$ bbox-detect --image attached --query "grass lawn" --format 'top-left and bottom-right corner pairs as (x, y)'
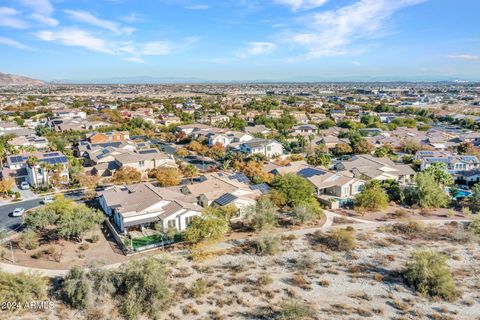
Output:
(131, 234), (164, 249)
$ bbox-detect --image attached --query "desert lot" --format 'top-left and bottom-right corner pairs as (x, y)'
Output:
(6, 219), (480, 320)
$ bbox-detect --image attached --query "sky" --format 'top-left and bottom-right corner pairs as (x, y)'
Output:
(0, 0), (479, 82)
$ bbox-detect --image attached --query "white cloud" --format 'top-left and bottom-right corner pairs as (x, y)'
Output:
(124, 57), (146, 63)
(35, 28), (114, 54)
(185, 4), (211, 10)
(274, 0), (328, 11)
(239, 42), (277, 58)
(18, 0), (54, 16)
(18, 0), (58, 26)
(287, 0), (426, 58)
(30, 13), (58, 26)
(64, 10), (122, 34)
(0, 7), (29, 29)
(0, 36), (30, 50)
(448, 54), (480, 61)
(140, 41), (172, 55)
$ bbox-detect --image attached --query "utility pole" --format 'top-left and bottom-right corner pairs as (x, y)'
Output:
(9, 240), (14, 263)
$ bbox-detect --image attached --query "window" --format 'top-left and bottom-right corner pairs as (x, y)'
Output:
(267, 146), (271, 151)
(167, 219), (176, 229)
(185, 216), (195, 226)
(139, 160), (145, 168)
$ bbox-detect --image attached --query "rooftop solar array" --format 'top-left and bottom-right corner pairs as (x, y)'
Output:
(42, 156), (68, 165)
(138, 149), (158, 155)
(250, 183), (271, 194)
(229, 173), (250, 184)
(10, 155), (26, 163)
(43, 152), (60, 157)
(297, 167), (326, 178)
(214, 193), (238, 206)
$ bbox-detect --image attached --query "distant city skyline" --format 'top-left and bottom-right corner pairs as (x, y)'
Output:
(0, 0), (479, 82)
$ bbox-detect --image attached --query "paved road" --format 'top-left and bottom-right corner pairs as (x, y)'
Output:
(0, 191), (85, 232)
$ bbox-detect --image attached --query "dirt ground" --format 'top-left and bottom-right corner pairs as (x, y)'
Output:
(5, 218), (479, 320)
(1, 226), (128, 269)
(335, 205), (468, 222)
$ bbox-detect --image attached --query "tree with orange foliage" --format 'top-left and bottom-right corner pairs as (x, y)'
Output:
(242, 161), (273, 184)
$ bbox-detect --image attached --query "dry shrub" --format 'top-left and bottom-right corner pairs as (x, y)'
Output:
(290, 274), (312, 290)
(310, 228), (356, 251)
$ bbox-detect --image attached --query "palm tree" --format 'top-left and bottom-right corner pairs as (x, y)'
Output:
(26, 156), (39, 188)
(308, 134), (315, 152)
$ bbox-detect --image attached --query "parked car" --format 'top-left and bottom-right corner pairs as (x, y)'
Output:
(42, 196), (54, 204)
(20, 181), (30, 190)
(12, 208), (25, 217)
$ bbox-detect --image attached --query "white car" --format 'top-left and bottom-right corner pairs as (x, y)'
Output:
(20, 181), (30, 190)
(42, 196), (54, 204)
(12, 208), (25, 217)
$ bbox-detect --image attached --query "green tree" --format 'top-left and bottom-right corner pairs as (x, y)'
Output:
(58, 206), (104, 241)
(317, 119), (336, 129)
(406, 172), (449, 209)
(293, 200), (324, 224)
(272, 173), (315, 207)
(333, 142), (353, 156)
(355, 181), (388, 213)
(404, 250), (457, 301)
(353, 138), (375, 154)
(250, 197), (278, 231)
(184, 213), (229, 243)
(424, 162), (454, 187)
(306, 152), (331, 167)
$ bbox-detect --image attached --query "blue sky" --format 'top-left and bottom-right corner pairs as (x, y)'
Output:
(0, 0), (479, 81)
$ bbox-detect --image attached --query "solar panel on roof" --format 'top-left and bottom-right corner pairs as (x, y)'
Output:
(250, 183), (271, 194)
(10, 156), (25, 163)
(229, 173), (250, 183)
(298, 168), (326, 178)
(138, 149), (158, 155)
(215, 193), (237, 206)
(43, 152), (60, 157)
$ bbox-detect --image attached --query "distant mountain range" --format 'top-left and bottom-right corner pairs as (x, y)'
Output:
(0, 72), (46, 86)
(1, 72), (477, 85)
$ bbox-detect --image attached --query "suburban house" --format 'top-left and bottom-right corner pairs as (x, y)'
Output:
(98, 183), (202, 233)
(9, 135), (49, 150)
(291, 124), (318, 136)
(239, 138), (283, 158)
(307, 171), (365, 209)
(0, 121), (22, 131)
(181, 172), (270, 217)
(86, 131), (130, 144)
(415, 150), (480, 183)
(336, 154), (415, 184)
(3, 151), (69, 187)
(244, 125), (271, 136)
(207, 131), (253, 148)
(88, 147), (177, 177)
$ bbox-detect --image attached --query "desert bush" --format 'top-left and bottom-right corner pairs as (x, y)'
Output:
(404, 250), (457, 301)
(388, 220), (425, 237)
(0, 270), (47, 304)
(188, 279), (208, 298)
(257, 274), (273, 286)
(62, 266), (93, 309)
(20, 228), (39, 250)
(294, 253), (315, 270)
(116, 257), (171, 319)
(278, 299), (312, 320)
(468, 216), (480, 235)
(79, 243), (90, 251)
(91, 234), (100, 243)
(254, 235), (282, 256)
(311, 229), (356, 251)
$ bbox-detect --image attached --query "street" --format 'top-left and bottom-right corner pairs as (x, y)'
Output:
(0, 191), (85, 232)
